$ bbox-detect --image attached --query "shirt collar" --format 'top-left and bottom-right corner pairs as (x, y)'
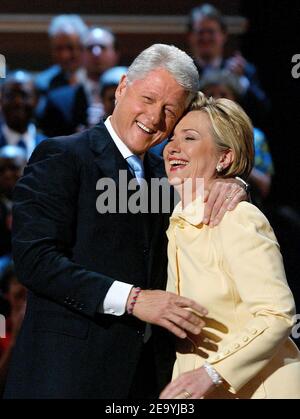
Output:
(2, 123), (36, 146)
(1, 123), (36, 160)
(171, 195), (205, 226)
(104, 116), (134, 160)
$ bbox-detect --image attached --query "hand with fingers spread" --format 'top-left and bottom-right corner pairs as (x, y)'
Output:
(128, 289), (208, 339)
(159, 366), (215, 399)
(203, 180), (247, 227)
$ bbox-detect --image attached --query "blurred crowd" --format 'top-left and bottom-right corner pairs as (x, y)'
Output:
(0, 4), (299, 393)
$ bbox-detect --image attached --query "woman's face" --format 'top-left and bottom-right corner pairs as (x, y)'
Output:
(164, 110), (219, 189)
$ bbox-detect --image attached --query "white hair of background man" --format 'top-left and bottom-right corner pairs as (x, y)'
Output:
(126, 44), (200, 107)
(0, 54), (6, 79)
(83, 27), (116, 48)
(48, 14), (88, 43)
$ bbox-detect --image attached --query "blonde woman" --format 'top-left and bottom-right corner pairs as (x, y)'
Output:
(160, 93), (300, 399)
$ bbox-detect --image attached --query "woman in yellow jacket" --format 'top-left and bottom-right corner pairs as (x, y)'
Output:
(160, 92), (300, 399)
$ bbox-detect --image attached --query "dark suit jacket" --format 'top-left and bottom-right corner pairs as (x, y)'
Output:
(37, 84), (88, 138)
(4, 122), (175, 399)
(35, 65), (70, 94)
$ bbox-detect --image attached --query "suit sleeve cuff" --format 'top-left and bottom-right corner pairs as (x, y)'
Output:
(101, 281), (133, 316)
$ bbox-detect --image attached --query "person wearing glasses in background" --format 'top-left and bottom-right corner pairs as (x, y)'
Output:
(187, 3), (270, 128)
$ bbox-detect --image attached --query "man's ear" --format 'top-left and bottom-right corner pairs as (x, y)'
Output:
(115, 74), (128, 102)
(218, 149), (234, 170)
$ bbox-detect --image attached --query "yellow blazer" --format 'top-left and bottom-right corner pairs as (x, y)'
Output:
(167, 200), (300, 399)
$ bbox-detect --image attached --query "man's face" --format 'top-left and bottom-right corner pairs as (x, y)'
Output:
(51, 33), (83, 73)
(189, 17), (226, 61)
(83, 30), (118, 77)
(1, 81), (37, 133)
(111, 68), (188, 155)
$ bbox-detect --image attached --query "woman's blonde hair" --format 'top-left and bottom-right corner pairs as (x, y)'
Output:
(189, 92), (255, 179)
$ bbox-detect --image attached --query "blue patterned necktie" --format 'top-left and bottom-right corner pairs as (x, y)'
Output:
(126, 155), (145, 185)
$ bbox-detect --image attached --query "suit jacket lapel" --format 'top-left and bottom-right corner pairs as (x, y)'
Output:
(88, 121), (133, 188)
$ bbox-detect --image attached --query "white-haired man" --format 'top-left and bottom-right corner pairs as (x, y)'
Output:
(4, 44), (246, 399)
(35, 14), (88, 94)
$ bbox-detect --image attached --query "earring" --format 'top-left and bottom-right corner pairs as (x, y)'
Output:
(216, 164), (223, 173)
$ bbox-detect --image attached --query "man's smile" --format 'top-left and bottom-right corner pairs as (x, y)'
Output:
(136, 121), (156, 135)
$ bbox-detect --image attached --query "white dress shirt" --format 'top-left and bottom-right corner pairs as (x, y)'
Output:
(101, 117), (134, 316)
(104, 116), (134, 159)
(2, 123), (37, 161)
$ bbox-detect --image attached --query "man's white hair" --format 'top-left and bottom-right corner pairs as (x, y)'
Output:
(127, 44), (200, 107)
(48, 15), (88, 43)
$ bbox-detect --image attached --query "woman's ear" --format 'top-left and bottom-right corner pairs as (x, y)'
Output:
(217, 149), (234, 171)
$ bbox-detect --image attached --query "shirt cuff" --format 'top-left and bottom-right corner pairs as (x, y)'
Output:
(102, 281), (133, 316)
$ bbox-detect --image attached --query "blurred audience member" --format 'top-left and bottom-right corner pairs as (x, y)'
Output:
(0, 146), (27, 257)
(0, 71), (45, 160)
(100, 66), (128, 118)
(35, 15), (88, 94)
(81, 27), (120, 126)
(0, 265), (27, 395)
(39, 27), (119, 137)
(187, 3), (270, 127)
(200, 69), (274, 206)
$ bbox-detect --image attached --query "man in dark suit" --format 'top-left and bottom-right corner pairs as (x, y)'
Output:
(35, 15), (88, 95)
(34, 15), (88, 132)
(187, 3), (270, 128)
(38, 27), (120, 137)
(0, 71), (45, 161)
(4, 44), (246, 399)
